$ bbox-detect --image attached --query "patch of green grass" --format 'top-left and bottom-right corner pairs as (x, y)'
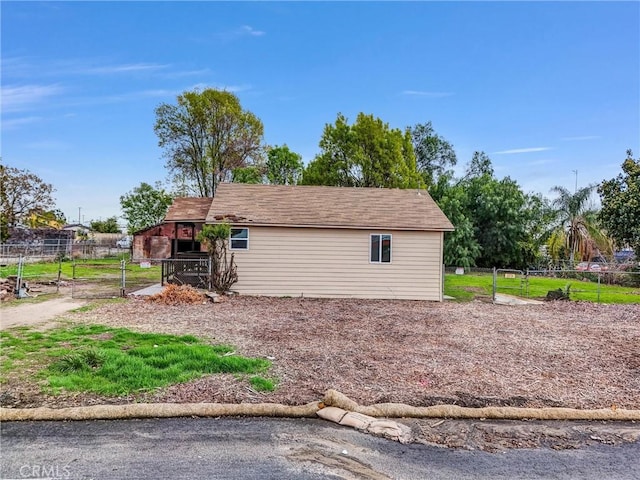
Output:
(249, 375), (277, 392)
(444, 273), (640, 303)
(444, 274), (492, 301)
(0, 257), (160, 284)
(1, 324), (271, 396)
(54, 348), (106, 372)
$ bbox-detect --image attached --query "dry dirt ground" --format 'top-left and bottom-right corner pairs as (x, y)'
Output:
(0, 296), (87, 329)
(1, 294), (639, 451)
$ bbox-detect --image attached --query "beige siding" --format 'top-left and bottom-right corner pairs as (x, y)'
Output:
(230, 227), (444, 301)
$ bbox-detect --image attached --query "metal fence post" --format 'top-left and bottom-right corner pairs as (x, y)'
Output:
(492, 267), (497, 303)
(597, 274), (601, 303)
(120, 259), (126, 297)
(15, 255), (25, 298)
(56, 256), (62, 294)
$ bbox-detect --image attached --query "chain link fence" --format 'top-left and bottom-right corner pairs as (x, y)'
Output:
(70, 259), (163, 299)
(491, 268), (640, 303)
(1, 256), (162, 301)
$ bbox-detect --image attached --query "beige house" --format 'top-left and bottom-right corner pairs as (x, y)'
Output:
(206, 183), (454, 301)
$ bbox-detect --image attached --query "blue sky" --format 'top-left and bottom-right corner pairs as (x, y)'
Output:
(2, 1), (639, 227)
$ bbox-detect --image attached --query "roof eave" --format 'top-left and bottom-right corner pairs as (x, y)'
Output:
(206, 220), (454, 232)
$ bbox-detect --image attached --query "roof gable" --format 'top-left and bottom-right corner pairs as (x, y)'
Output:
(165, 197), (213, 222)
(206, 183), (454, 231)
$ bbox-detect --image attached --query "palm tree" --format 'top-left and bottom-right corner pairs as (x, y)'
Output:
(548, 185), (612, 265)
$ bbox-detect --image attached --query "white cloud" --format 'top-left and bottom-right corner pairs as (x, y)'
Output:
(401, 90), (453, 98)
(75, 62), (170, 75)
(1, 116), (43, 129)
(161, 68), (213, 79)
(560, 135), (601, 141)
(239, 25), (265, 37)
(493, 147), (552, 154)
(1, 56), (37, 77)
(24, 140), (72, 150)
(217, 84), (251, 93)
(1, 84), (63, 112)
(210, 25), (266, 42)
(103, 89), (177, 102)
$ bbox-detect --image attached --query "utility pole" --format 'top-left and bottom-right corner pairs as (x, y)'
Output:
(78, 207), (81, 225)
(571, 170), (578, 193)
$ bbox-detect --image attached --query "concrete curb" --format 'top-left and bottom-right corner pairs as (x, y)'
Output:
(2, 390), (639, 422)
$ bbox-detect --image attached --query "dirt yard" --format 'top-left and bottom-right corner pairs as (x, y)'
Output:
(2, 296), (638, 412)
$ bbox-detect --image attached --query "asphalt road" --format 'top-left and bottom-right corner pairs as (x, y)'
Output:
(1, 417), (638, 480)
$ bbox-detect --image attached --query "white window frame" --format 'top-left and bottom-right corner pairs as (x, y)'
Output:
(369, 233), (392, 264)
(230, 228), (249, 251)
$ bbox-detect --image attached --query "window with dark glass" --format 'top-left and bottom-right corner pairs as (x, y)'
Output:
(370, 234), (391, 263)
(230, 228), (249, 250)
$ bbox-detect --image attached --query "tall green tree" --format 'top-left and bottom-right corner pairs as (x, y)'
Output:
(120, 182), (173, 233)
(154, 88), (265, 197)
(464, 151), (494, 179)
(430, 174), (479, 268)
(90, 216), (121, 233)
(409, 121), (457, 187)
(441, 154), (539, 269)
(466, 175), (531, 268)
(301, 113), (422, 188)
(266, 145), (303, 185)
(548, 184), (611, 263)
(232, 166), (264, 184)
(429, 152), (553, 269)
(598, 150), (640, 254)
(1, 163), (56, 241)
(522, 193), (556, 267)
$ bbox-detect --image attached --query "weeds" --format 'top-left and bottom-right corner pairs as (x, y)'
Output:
(249, 376), (277, 392)
(54, 348), (106, 372)
(1, 324), (272, 396)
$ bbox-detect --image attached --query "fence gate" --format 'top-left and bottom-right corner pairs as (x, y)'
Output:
(492, 268), (527, 302)
(72, 260), (126, 299)
(162, 258), (210, 289)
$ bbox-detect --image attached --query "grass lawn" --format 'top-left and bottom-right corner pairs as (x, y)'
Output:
(0, 257), (161, 282)
(445, 272), (640, 304)
(0, 324), (272, 396)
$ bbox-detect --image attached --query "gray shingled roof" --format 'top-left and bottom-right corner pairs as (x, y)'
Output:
(164, 197), (213, 222)
(205, 183), (454, 231)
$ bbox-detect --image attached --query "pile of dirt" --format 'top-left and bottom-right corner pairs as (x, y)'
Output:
(145, 284), (208, 305)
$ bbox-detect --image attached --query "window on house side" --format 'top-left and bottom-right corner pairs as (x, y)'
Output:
(230, 228), (249, 250)
(370, 234), (391, 263)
